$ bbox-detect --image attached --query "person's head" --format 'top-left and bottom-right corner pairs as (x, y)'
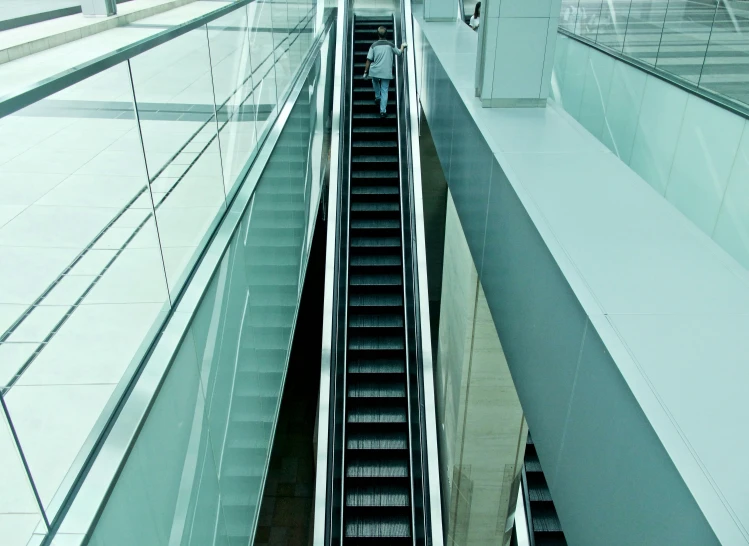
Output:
(377, 26), (387, 39)
(474, 2), (481, 18)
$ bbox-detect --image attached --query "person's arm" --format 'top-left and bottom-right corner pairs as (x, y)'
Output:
(393, 43), (407, 56)
(364, 58), (372, 77)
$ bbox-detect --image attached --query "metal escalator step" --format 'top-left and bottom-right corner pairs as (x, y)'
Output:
(348, 358), (405, 374)
(345, 515), (411, 538)
(347, 431), (408, 450)
(351, 202), (399, 213)
(528, 485), (554, 502)
(352, 125), (397, 134)
(351, 236), (400, 248)
(349, 293), (403, 307)
(352, 186), (399, 197)
(352, 170), (398, 179)
(348, 380), (406, 398)
(348, 405), (407, 424)
(350, 274), (402, 287)
(346, 484), (410, 507)
(348, 335), (404, 351)
(531, 506), (564, 533)
(353, 112), (397, 120)
(353, 140), (398, 149)
(350, 254), (401, 267)
(351, 218), (400, 230)
(347, 456), (409, 478)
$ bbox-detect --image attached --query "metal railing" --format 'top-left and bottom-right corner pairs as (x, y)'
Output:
(0, 2), (326, 544)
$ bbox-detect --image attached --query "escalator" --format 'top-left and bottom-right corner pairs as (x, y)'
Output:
(343, 15), (411, 544)
(319, 8), (440, 546)
(521, 433), (568, 546)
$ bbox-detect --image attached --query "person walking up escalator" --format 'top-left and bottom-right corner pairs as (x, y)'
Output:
(362, 26), (407, 118)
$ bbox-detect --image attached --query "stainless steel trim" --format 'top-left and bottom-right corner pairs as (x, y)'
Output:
(401, 0), (445, 542)
(313, 0), (347, 542)
(49, 16), (336, 543)
(515, 480), (532, 546)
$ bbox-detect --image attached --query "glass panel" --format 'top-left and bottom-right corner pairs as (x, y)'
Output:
(570, 0), (603, 42)
(249, 0), (281, 139)
(560, 0), (582, 33)
(0, 410), (46, 546)
(128, 27), (228, 299)
(88, 329), (229, 546)
(273, 0), (294, 99)
(656, 0), (718, 85)
(208, 6), (260, 197)
(699, 0), (749, 106)
(595, 0), (633, 53)
(0, 61), (169, 535)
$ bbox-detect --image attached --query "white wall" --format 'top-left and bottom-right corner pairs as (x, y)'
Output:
(551, 34), (749, 269)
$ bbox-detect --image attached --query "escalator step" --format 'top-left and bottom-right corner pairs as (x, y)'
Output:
(345, 516), (411, 538)
(347, 431), (408, 450)
(347, 456), (409, 478)
(350, 254), (401, 267)
(351, 202), (399, 213)
(348, 405), (407, 424)
(352, 170), (399, 179)
(352, 186), (400, 196)
(351, 218), (400, 230)
(346, 484), (410, 507)
(348, 381), (406, 398)
(350, 274), (402, 287)
(353, 140), (398, 149)
(349, 293), (403, 307)
(351, 236), (401, 248)
(348, 358), (406, 374)
(348, 334), (405, 351)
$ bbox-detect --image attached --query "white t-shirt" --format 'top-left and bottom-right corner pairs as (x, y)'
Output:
(469, 15), (480, 29)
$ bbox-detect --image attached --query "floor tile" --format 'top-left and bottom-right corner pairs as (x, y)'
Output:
(0, 172), (67, 206)
(17, 302), (164, 386)
(0, 247), (78, 305)
(0, 514), (42, 546)
(67, 249), (116, 276)
(40, 276), (96, 306)
(0, 205), (116, 249)
(4, 383), (117, 506)
(7, 306), (69, 343)
(35, 174), (145, 209)
(84, 248), (168, 304)
(0, 343), (38, 386)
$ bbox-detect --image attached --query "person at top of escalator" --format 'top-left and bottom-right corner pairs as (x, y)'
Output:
(469, 2), (481, 30)
(363, 26), (407, 118)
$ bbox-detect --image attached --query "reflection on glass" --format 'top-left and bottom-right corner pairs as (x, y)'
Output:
(559, 0), (749, 108)
(0, 60), (170, 543)
(656, 0), (718, 85)
(88, 330), (230, 546)
(87, 51), (328, 546)
(699, 1), (749, 106)
(249, 0), (281, 139)
(129, 27), (227, 298)
(208, 6), (260, 197)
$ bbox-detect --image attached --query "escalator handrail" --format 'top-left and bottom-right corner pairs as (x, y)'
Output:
(313, 0), (352, 542)
(397, 0), (446, 543)
(48, 14), (338, 543)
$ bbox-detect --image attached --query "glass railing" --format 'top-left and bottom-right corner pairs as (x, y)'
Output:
(0, 1), (322, 544)
(86, 28), (335, 545)
(559, 0), (749, 111)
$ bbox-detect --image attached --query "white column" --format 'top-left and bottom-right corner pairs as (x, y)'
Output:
(424, 0), (457, 22)
(81, 0), (117, 17)
(476, 0), (561, 107)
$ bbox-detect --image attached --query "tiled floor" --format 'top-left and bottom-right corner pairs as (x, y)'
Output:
(0, 1), (317, 544)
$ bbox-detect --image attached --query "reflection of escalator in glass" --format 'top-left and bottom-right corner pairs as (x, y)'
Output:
(522, 433), (568, 546)
(219, 86), (313, 546)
